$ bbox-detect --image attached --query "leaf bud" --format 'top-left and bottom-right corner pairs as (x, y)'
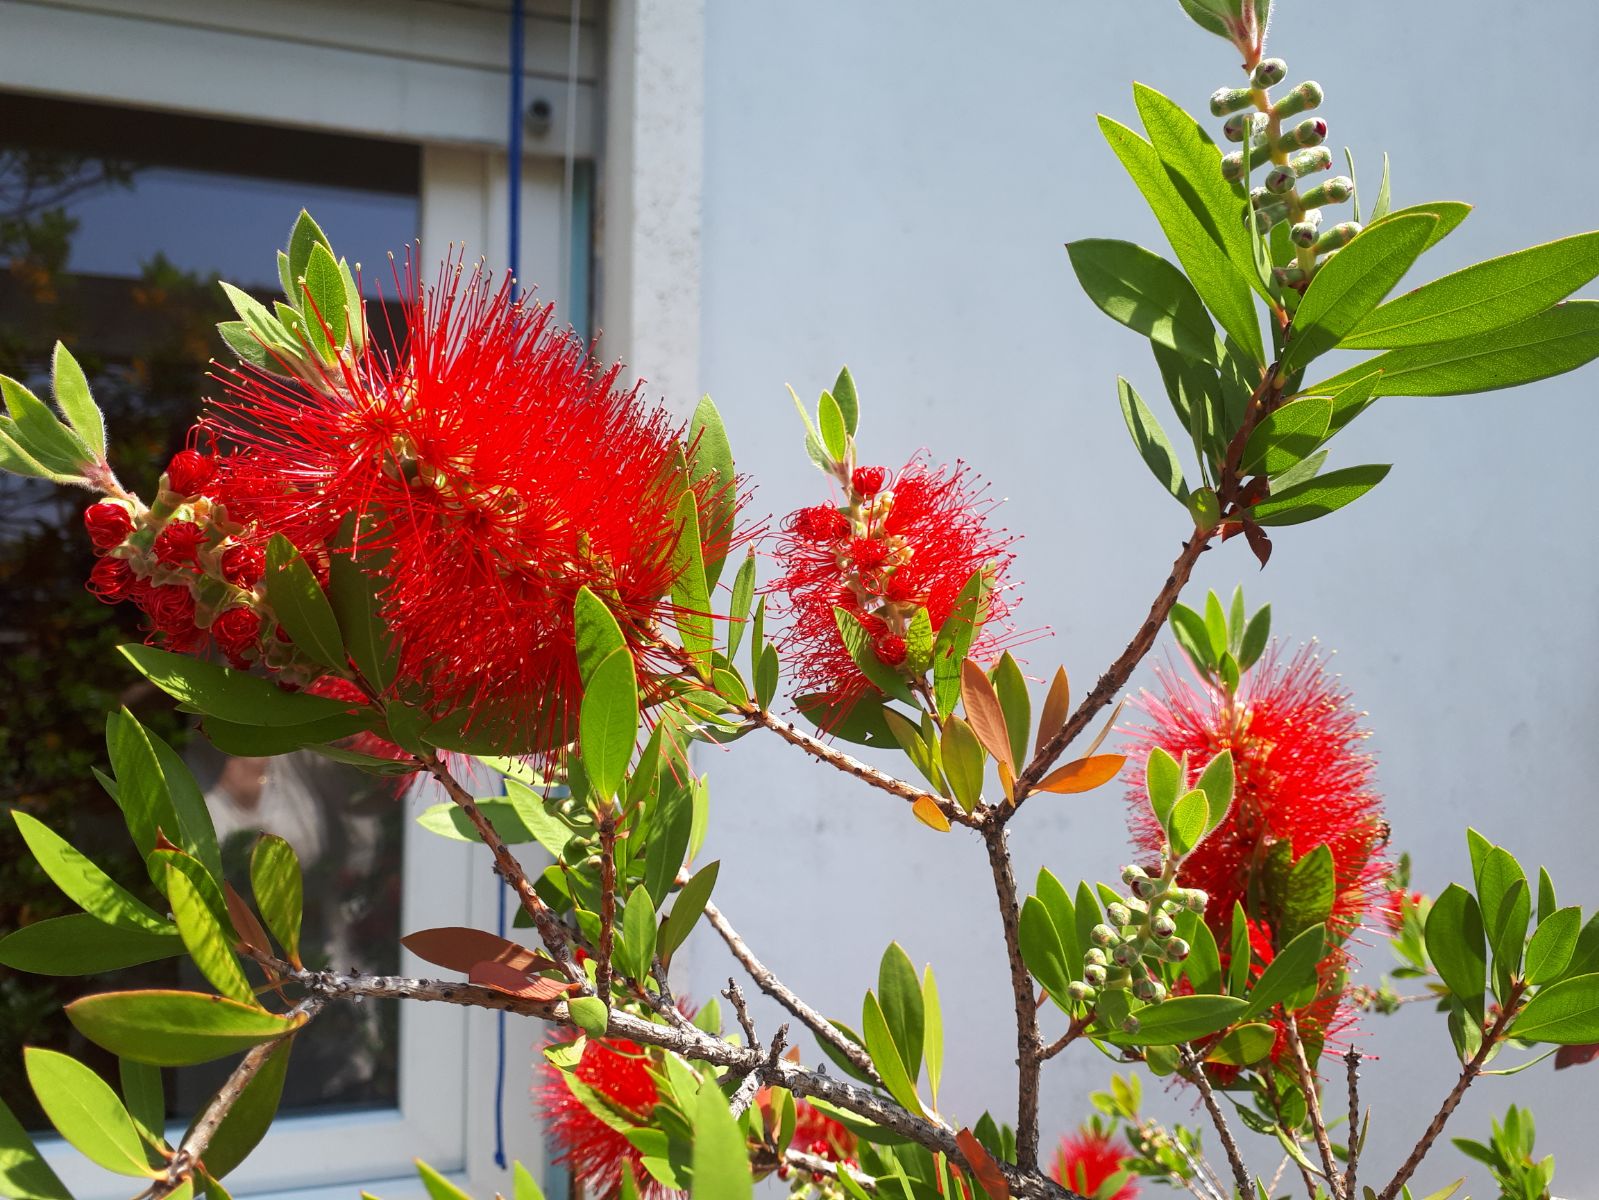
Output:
(1085, 946), (1108, 967)
(1210, 87), (1256, 117)
(1090, 923), (1119, 948)
(1068, 981), (1098, 1003)
(1150, 913), (1177, 939)
(1084, 964), (1108, 987)
(1270, 81), (1324, 121)
(1222, 112), (1266, 144)
(1120, 1015), (1141, 1035)
(1107, 902), (1133, 927)
(1299, 175), (1353, 208)
(1251, 58), (1288, 88)
(1121, 864), (1150, 886)
(1164, 937), (1192, 962)
(1314, 221), (1364, 252)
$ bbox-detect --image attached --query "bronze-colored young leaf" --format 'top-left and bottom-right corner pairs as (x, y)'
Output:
(401, 927), (558, 976)
(960, 659), (1014, 772)
(1035, 754), (1127, 795)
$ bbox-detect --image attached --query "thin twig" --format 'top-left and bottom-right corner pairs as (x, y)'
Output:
(732, 1023), (791, 1117)
(145, 997), (323, 1198)
(594, 808), (619, 998)
(724, 977), (759, 1045)
(1261, 1068), (1320, 1200)
(1376, 985), (1526, 1200)
(787, 1148), (878, 1191)
(985, 822), (1044, 1171)
(1040, 1011), (1092, 1061)
(1283, 1013), (1343, 1200)
(703, 897), (882, 1085)
(1342, 1049), (1363, 1198)
(418, 750), (583, 984)
(1181, 1046), (1253, 1200)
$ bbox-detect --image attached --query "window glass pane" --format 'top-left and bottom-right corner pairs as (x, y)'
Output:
(0, 91), (420, 1129)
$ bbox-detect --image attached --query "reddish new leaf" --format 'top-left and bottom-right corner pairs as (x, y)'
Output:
(912, 796), (952, 832)
(1555, 1041), (1599, 1069)
(960, 660), (1014, 772)
(1035, 666), (1071, 758)
(402, 926), (558, 976)
(1036, 754), (1127, 795)
(223, 883), (274, 961)
(468, 960), (579, 1001)
(956, 1129), (1011, 1200)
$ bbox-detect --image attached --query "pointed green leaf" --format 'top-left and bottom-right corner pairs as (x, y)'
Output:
(1426, 884), (1486, 1019)
(726, 552), (757, 659)
(1508, 973), (1599, 1044)
(939, 716), (985, 813)
(1243, 923), (1327, 1018)
(1525, 906), (1582, 986)
(878, 943), (925, 1083)
(990, 652), (1031, 773)
(832, 366), (860, 435)
(327, 553), (398, 691)
(1251, 463), (1391, 527)
(932, 570), (990, 719)
(1193, 750), (1234, 836)
(861, 992), (924, 1117)
(1118, 376), (1188, 502)
(1167, 789), (1209, 857)
(119, 644), (362, 726)
(51, 342), (105, 458)
(669, 491), (714, 675)
(24, 1048), (152, 1178)
(690, 1078), (753, 1200)
(0, 1095), (74, 1200)
(1107, 994), (1249, 1045)
(264, 534), (346, 671)
(1068, 239), (1217, 363)
(167, 867), (254, 1005)
(0, 914), (180, 976)
(1145, 747), (1183, 827)
(620, 885), (657, 982)
(921, 967), (943, 1105)
(833, 607), (915, 705)
(201, 1037), (293, 1179)
(573, 586), (627, 687)
(658, 860), (719, 961)
(250, 835), (303, 966)
(1020, 897), (1074, 1010)
(580, 647), (639, 800)
(1239, 396), (1332, 477)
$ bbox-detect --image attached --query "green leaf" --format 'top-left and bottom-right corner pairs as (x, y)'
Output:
(251, 835), (303, 966)
(0, 914), (179, 976)
(990, 653), (1031, 774)
(201, 1037), (293, 1179)
(1278, 844), (1336, 941)
(1478, 846), (1531, 974)
(51, 342), (105, 458)
(1067, 239), (1217, 363)
(119, 1058), (164, 1153)
(119, 644), (360, 726)
(1193, 750), (1234, 836)
(1133, 83), (1268, 302)
(1525, 906), (1582, 986)
(669, 492), (714, 676)
(147, 729), (222, 882)
(105, 707), (182, 865)
(1169, 604), (1214, 673)
(1426, 884), (1486, 1019)
(832, 366), (860, 434)
(620, 885), (657, 981)
(726, 552), (757, 659)
(658, 860), (719, 961)
(921, 967), (943, 1106)
(1366, 200), (1471, 251)
(1229, 902), (1251, 997)
(833, 607), (915, 705)
(939, 717), (986, 813)
(818, 391), (848, 461)
(327, 553), (398, 691)
(264, 534), (346, 671)
(568, 996), (610, 1037)
(1251, 463), (1391, 527)
(1279, 214), (1437, 373)
(302, 243), (349, 356)
(1342, 231), (1599, 349)
(1205, 1022), (1277, 1065)
(1, 375), (92, 477)
(580, 647), (640, 801)
(168, 866), (255, 1005)
(1509, 973), (1599, 1045)
(1167, 789), (1209, 857)
(1145, 747), (1183, 827)
(690, 1079), (753, 1200)
(1243, 923), (1327, 1018)
(1178, 913), (1222, 996)
(1239, 396), (1332, 477)
(1238, 603), (1271, 671)
(932, 570), (990, 719)
(10, 809), (171, 933)
(513, 1162), (547, 1200)
(24, 1048), (153, 1178)
(1119, 377), (1188, 502)
(861, 992), (924, 1117)
(1305, 300), (1599, 398)
(755, 644), (780, 712)
(1098, 115), (1265, 365)
(878, 943), (925, 1083)
(1020, 897), (1075, 1009)
(1537, 867), (1558, 925)
(1107, 994), (1248, 1045)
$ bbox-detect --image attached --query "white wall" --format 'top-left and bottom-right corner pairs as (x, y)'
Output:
(683, 2), (1599, 1195)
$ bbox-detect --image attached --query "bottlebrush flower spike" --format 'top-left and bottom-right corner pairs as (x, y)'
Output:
(768, 457), (1018, 706)
(206, 258), (736, 752)
(1051, 1127), (1139, 1200)
(536, 1036), (675, 1200)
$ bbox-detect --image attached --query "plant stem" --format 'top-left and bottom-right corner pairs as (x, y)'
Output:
(1182, 1045), (1254, 1200)
(985, 821), (1044, 1171)
(1283, 1013), (1343, 1200)
(1343, 1049), (1363, 1198)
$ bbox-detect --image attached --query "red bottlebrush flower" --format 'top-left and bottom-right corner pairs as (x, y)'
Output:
(1123, 646), (1387, 948)
(220, 542), (266, 588)
(851, 465), (887, 496)
(83, 501), (134, 550)
(87, 556), (135, 602)
(141, 583), (201, 650)
(206, 263), (733, 753)
(1382, 888), (1425, 934)
(153, 520), (207, 566)
(1050, 1128), (1138, 1200)
(768, 458), (1018, 705)
(211, 606), (262, 655)
(536, 1037), (672, 1200)
(874, 633), (907, 666)
(165, 449), (217, 496)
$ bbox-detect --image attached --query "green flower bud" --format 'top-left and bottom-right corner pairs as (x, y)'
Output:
(1221, 112), (1266, 144)
(1290, 210), (1324, 247)
(1264, 166), (1297, 195)
(1130, 876), (1159, 900)
(1288, 146), (1333, 177)
(1067, 981), (1098, 1003)
(1274, 264), (1310, 288)
(1182, 888), (1209, 913)
(1299, 175), (1353, 208)
(1210, 86), (1256, 117)
(1314, 221), (1363, 252)
(1121, 1015), (1141, 1035)
(1121, 864), (1149, 885)
(1150, 913), (1177, 939)
(1270, 81), (1324, 121)
(1242, 203), (1288, 233)
(1090, 923), (1118, 948)
(1107, 902), (1132, 927)
(1251, 58), (1288, 88)
(1164, 937), (1192, 962)
(1084, 963), (1108, 986)
(1282, 117), (1328, 150)
(1221, 151), (1247, 183)
(1132, 976), (1169, 1003)
(1085, 946), (1108, 967)
(1112, 941), (1141, 967)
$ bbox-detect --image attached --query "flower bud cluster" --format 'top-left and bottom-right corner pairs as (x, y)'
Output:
(1212, 58), (1357, 289)
(82, 446), (327, 683)
(1068, 861), (1207, 1032)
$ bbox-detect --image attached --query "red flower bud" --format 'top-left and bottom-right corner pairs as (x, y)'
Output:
(87, 556), (135, 603)
(153, 520), (207, 566)
(166, 449), (217, 496)
(83, 501), (133, 550)
(221, 542), (266, 587)
(790, 505), (850, 543)
(873, 633), (907, 666)
(211, 605), (263, 653)
(848, 538), (889, 569)
(851, 465), (888, 496)
(143, 582), (196, 632)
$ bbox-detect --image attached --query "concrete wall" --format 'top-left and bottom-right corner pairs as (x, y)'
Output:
(682, 2), (1599, 1194)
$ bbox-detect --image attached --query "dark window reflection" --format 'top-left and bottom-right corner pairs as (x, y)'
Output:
(0, 91), (419, 1129)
